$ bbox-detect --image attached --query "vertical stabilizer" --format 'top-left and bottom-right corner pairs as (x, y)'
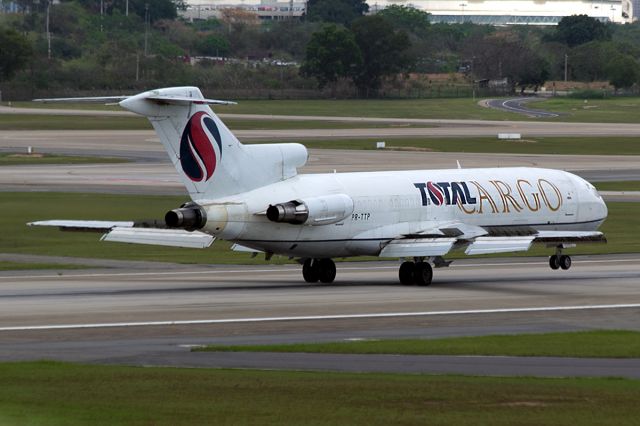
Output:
(120, 87), (307, 201)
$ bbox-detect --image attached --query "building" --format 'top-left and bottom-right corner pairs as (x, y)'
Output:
(181, 0), (637, 24)
(370, 0), (635, 25)
(181, 0), (306, 21)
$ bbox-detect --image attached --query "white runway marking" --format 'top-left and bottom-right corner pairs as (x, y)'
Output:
(2, 303), (640, 332)
(1, 258), (637, 280)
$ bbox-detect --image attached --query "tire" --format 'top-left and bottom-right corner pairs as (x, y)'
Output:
(559, 255), (572, 270)
(318, 258), (336, 283)
(414, 262), (433, 286)
(302, 258), (319, 283)
(549, 255), (560, 270)
(399, 261), (415, 285)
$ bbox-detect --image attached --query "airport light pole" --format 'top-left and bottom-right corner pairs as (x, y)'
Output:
(459, 2), (466, 22)
(144, 3), (150, 57)
(46, 0), (51, 59)
(564, 54), (568, 82)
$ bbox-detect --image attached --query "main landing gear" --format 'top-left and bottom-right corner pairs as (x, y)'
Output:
(549, 247), (572, 270)
(302, 258), (336, 283)
(399, 260), (433, 286)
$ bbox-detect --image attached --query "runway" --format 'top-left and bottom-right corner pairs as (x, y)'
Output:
(1, 114), (639, 377)
(1, 255), (639, 377)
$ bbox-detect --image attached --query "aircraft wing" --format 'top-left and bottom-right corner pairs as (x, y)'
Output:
(28, 220), (214, 249)
(379, 222), (605, 258)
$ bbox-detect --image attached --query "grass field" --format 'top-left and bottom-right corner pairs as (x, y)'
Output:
(594, 181), (640, 191)
(197, 330), (640, 358)
(294, 136), (640, 156)
(6, 96), (640, 123)
(0, 153), (127, 166)
(0, 114), (432, 131)
(0, 261), (86, 271)
(0, 192), (636, 265)
(0, 361), (639, 425)
(0, 114), (151, 130)
(0, 192), (274, 265)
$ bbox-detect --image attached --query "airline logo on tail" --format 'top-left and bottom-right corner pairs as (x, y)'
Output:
(179, 111), (223, 182)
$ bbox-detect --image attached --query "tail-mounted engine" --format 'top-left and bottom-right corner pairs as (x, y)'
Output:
(266, 194), (354, 226)
(165, 202), (207, 231)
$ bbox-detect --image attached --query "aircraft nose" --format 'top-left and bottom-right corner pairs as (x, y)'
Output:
(597, 192), (608, 219)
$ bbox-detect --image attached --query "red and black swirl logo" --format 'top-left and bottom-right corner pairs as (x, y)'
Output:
(427, 181), (444, 206)
(179, 111), (222, 182)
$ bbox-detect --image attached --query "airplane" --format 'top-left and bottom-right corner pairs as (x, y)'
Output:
(29, 86), (608, 286)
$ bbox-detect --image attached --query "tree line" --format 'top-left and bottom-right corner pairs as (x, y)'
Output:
(1, 0), (639, 99)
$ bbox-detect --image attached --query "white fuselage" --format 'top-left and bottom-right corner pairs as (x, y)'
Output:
(200, 167), (607, 258)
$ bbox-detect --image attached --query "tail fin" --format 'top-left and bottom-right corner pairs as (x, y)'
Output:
(120, 87), (307, 201)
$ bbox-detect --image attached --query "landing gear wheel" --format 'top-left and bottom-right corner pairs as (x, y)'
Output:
(414, 262), (433, 286)
(399, 261), (415, 285)
(549, 255), (560, 270)
(559, 255), (572, 270)
(302, 259), (319, 283)
(317, 258), (336, 283)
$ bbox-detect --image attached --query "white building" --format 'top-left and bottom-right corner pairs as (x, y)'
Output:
(373, 0), (635, 25)
(181, 0), (637, 24)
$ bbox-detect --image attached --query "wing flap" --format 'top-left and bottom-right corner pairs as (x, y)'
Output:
(102, 227), (214, 248)
(465, 236), (534, 255)
(28, 220), (135, 232)
(534, 231), (606, 244)
(380, 238), (457, 257)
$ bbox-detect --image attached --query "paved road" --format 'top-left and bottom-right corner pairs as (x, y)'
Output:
(1, 149), (638, 199)
(1, 255), (639, 377)
(484, 97), (561, 118)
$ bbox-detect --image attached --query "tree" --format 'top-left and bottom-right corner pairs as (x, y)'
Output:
(197, 34), (230, 57)
(129, 0), (179, 23)
(350, 15), (412, 96)
(300, 24), (362, 91)
(466, 32), (548, 92)
(0, 28), (32, 81)
(306, 0), (368, 26)
(554, 14), (611, 47)
(568, 41), (615, 81)
(377, 5), (430, 36)
(607, 55), (639, 90)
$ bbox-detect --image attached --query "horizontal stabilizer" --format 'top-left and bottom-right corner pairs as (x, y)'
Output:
(380, 238), (457, 257)
(465, 236), (534, 255)
(28, 220), (134, 232)
(33, 96), (130, 103)
(102, 227), (214, 248)
(34, 94), (236, 106)
(145, 94), (236, 105)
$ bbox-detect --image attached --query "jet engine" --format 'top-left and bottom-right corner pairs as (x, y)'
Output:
(266, 194), (354, 226)
(165, 202), (207, 231)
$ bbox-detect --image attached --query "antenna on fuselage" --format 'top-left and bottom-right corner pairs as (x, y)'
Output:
(457, 160), (462, 169)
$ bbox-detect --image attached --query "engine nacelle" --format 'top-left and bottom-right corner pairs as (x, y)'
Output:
(165, 202), (207, 231)
(266, 194), (354, 226)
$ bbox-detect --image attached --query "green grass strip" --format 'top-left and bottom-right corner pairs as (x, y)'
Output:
(594, 181), (640, 192)
(0, 114), (151, 130)
(0, 192), (637, 263)
(196, 330), (640, 358)
(0, 361), (639, 425)
(0, 153), (128, 166)
(0, 261), (88, 271)
(8, 96), (640, 123)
